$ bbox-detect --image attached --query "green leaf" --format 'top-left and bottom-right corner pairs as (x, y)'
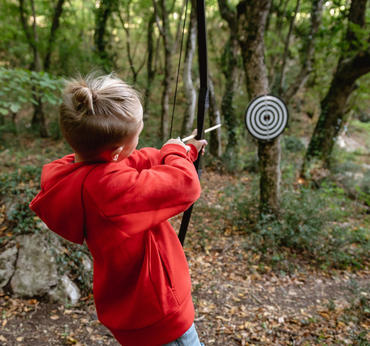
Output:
(0, 108), (8, 115)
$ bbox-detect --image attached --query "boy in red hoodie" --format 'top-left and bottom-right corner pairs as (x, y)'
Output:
(30, 73), (206, 346)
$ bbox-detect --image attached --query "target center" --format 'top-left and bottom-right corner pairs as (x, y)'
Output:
(264, 115), (270, 121)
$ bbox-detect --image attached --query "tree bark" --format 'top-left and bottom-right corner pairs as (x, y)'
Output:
(278, 0), (300, 95)
(282, 0), (324, 104)
(208, 76), (222, 157)
(221, 37), (240, 153)
(117, 2), (147, 84)
(217, 0), (240, 153)
(302, 0), (370, 173)
(19, 0), (49, 137)
(181, 0), (197, 137)
(303, 48), (370, 169)
(237, 0), (280, 215)
(267, 0), (289, 88)
(153, 0), (186, 140)
(44, 0), (65, 72)
(144, 14), (157, 118)
(94, 0), (117, 73)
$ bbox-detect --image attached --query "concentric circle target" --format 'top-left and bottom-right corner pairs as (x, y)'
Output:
(245, 94), (288, 141)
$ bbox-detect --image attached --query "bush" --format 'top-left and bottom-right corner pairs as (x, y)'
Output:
(224, 175), (370, 269)
(283, 135), (305, 153)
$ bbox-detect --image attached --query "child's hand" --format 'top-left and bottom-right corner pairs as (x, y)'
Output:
(187, 129), (208, 155)
(163, 138), (190, 153)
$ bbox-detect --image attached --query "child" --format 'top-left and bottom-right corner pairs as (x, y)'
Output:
(29, 72), (207, 346)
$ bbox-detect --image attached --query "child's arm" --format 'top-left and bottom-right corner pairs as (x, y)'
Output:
(85, 144), (203, 236)
(124, 143), (199, 173)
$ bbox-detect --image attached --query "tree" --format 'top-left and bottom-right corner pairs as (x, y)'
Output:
(144, 13), (159, 118)
(44, 0), (65, 72)
(19, 0), (48, 137)
(153, 0), (186, 140)
(217, 0), (241, 154)
(218, 0), (280, 215)
(302, 0), (370, 174)
(181, 0), (197, 137)
(280, 0), (325, 104)
(94, 0), (118, 73)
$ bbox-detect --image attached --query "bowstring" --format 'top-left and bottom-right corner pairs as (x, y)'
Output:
(169, 0), (189, 139)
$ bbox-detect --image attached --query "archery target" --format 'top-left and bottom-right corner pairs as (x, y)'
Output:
(245, 94), (288, 141)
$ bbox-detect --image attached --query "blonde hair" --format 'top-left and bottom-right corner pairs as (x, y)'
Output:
(60, 72), (143, 159)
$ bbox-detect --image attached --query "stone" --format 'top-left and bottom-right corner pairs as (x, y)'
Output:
(49, 275), (81, 305)
(11, 233), (59, 298)
(3, 195), (22, 220)
(0, 246), (18, 289)
(82, 254), (93, 272)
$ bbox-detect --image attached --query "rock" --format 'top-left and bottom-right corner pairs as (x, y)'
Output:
(10, 233), (81, 305)
(82, 254), (93, 272)
(49, 275), (81, 305)
(0, 246), (18, 290)
(11, 233), (59, 298)
(3, 195), (22, 220)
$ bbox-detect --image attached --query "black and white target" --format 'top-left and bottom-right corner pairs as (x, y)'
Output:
(245, 94), (288, 141)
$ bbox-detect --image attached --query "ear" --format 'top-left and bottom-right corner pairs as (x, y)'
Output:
(111, 146), (123, 161)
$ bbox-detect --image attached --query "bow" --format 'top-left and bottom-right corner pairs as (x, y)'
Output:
(178, 0), (209, 246)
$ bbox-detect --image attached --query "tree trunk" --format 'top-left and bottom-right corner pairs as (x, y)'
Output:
(302, 0), (370, 173)
(278, 0), (300, 95)
(221, 36), (240, 153)
(144, 14), (156, 119)
(237, 0), (280, 215)
(154, 0), (185, 140)
(267, 0), (289, 89)
(94, 0), (116, 73)
(181, 0), (197, 137)
(44, 0), (65, 71)
(282, 0), (324, 104)
(217, 0), (241, 153)
(208, 77), (222, 157)
(161, 46), (172, 140)
(303, 49), (370, 169)
(19, 0), (49, 137)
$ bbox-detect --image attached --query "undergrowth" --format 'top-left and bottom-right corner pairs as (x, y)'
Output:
(0, 165), (93, 294)
(222, 173), (370, 271)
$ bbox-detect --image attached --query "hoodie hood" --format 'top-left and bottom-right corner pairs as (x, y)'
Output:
(29, 154), (97, 244)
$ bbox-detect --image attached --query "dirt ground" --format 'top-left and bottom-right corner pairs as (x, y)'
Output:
(0, 171), (369, 346)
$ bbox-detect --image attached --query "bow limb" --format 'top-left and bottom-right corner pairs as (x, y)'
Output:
(178, 0), (209, 246)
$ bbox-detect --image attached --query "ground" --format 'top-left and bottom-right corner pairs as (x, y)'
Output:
(0, 171), (369, 346)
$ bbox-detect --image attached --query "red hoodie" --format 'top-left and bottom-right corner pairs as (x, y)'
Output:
(29, 144), (201, 346)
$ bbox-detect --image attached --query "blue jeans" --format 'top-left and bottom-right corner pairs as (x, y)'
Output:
(162, 323), (204, 346)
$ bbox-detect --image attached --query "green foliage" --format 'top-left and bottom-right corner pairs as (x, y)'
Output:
(0, 67), (62, 117)
(0, 165), (41, 236)
(0, 164), (93, 293)
(283, 135), (305, 153)
(342, 278), (370, 336)
(224, 174), (370, 270)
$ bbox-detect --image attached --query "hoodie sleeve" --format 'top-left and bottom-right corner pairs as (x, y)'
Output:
(124, 145), (198, 173)
(84, 144), (200, 236)
(124, 148), (161, 172)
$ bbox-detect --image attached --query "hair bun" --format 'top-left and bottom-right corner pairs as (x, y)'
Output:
(74, 87), (94, 104)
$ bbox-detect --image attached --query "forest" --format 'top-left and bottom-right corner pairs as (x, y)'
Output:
(0, 0), (370, 345)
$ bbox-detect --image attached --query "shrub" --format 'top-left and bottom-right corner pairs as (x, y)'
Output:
(224, 175), (370, 269)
